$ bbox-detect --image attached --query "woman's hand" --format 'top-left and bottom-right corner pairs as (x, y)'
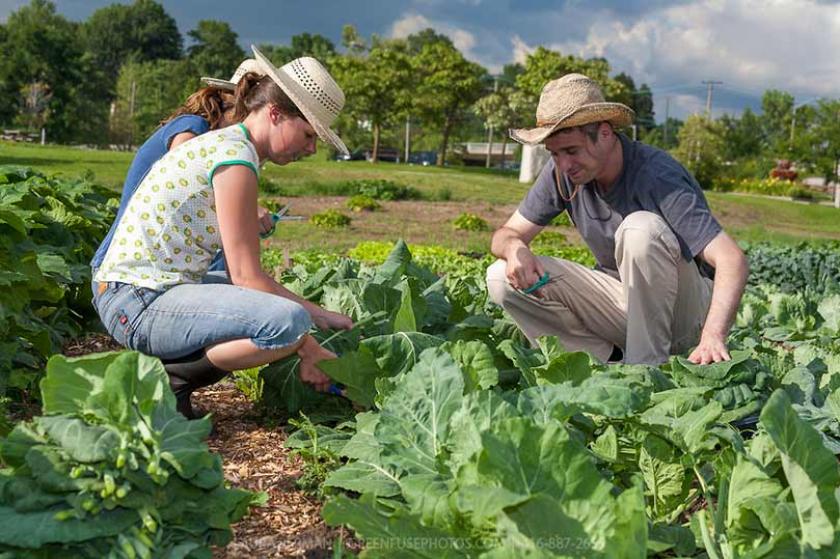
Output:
(311, 308), (354, 331)
(257, 205), (274, 235)
(297, 335), (335, 392)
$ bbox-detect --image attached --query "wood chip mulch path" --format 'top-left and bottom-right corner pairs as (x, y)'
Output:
(62, 334), (351, 559)
(197, 383), (353, 559)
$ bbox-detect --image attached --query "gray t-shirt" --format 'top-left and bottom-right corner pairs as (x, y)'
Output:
(518, 134), (721, 279)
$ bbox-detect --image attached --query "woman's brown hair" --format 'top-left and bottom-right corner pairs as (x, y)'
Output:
(161, 86), (235, 129)
(231, 72), (307, 123)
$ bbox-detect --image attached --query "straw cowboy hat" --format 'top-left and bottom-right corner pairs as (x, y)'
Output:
(249, 45), (349, 156)
(201, 58), (262, 90)
(510, 73), (634, 145)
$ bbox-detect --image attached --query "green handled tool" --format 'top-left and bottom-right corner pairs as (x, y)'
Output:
(521, 272), (550, 295)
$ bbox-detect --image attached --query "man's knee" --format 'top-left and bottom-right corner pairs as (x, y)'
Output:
(486, 259), (515, 305)
(615, 211), (678, 261)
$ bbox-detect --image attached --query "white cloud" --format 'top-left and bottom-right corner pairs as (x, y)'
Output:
(389, 12), (482, 63)
(511, 34), (534, 65)
(543, 0), (840, 103)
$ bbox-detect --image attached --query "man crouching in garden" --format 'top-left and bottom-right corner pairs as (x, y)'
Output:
(486, 73), (748, 366)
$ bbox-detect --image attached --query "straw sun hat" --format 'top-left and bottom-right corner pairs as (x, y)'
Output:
(250, 45), (348, 155)
(201, 58), (263, 90)
(510, 73), (635, 145)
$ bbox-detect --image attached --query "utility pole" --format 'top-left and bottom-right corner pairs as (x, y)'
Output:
(128, 79), (137, 149)
(404, 115), (411, 164)
(702, 80), (722, 119)
(663, 97), (670, 146)
(485, 76), (498, 169)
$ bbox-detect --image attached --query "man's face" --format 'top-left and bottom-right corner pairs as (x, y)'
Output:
(544, 125), (608, 186)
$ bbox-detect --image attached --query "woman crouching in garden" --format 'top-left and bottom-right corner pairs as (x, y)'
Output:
(92, 47), (353, 418)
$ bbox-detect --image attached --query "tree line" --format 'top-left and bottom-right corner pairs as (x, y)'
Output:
(1, 0), (838, 184)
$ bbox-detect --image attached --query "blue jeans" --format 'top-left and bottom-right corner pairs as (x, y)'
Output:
(91, 272), (312, 361)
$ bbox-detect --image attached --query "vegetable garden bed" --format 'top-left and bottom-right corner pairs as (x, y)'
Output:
(2, 165), (840, 558)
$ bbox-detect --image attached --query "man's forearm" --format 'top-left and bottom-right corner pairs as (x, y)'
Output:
(491, 227), (529, 260)
(701, 255), (748, 340)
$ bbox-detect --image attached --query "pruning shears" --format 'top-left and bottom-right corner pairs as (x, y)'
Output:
(259, 206), (305, 239)
(521, 272), (550, 295)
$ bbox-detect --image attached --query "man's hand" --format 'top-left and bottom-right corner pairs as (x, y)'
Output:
(506, 245), (546, 295)
(257, 205), (274, 235)
(311, 308), (354, 331)
(687, 333), (731, 364)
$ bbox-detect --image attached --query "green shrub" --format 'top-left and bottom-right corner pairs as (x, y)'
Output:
(259, 175), (284, 195)
(258, 197), (285, 213)
(453, 212), (490, 232)
(787, 185), (815, 201)
(346, 194), (381, 212)
(348, 179), (421, 201)
(311, 209), (352, 228)
(434, 187), (453, 201)
(711, 176), (799, 196)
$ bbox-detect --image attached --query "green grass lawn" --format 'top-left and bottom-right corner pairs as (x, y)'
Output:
(3, 140), (839, 246)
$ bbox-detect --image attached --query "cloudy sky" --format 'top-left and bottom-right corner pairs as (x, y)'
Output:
(3, 0), (839, 122)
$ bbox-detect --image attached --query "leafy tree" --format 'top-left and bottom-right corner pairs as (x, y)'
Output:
(331, 39), (413, 162)
(796, 99), (840, 188)
(83, 0), (182, 88)
(110, 59), (198, 147)
(719, 109), (763, 160)
(515, 47), (628, 102)
(186, 20), (245, 80)
(341, 24), (366, 55)
(760, 89), (794, 155)
(406, 28), (453, 54)
(411, 40), (487, 166)
(500, 63), (525, 86)
(473, 84), (520, 167)
(18, 81), (52, 133)
(258, 33), (336, 67)
(0, 0), (106, 142)
(672, 114), (726, 188)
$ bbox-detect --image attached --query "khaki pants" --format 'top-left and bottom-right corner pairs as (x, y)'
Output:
(486, 211), (713, 365)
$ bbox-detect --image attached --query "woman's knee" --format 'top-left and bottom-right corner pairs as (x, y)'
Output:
(250, 299), (312, 350)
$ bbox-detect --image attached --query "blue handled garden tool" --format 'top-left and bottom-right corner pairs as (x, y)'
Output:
(259, 206), (305, 239)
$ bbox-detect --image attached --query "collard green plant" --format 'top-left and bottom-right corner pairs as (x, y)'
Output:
(0, 166), (116, 400)
(0, 351), (263, 558)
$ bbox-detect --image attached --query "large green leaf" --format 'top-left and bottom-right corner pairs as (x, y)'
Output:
(318, 345), (383, 408)
(322, 494), (471, 558)
(35, 416), (121, 463)
(0, 506), (138, 548)
(375, 347), (465, 477)
(447, 391), (520, 479)
(39, 353), (116, 415)
(760, 390), (840, 549)
(441, 340), (498, 392)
